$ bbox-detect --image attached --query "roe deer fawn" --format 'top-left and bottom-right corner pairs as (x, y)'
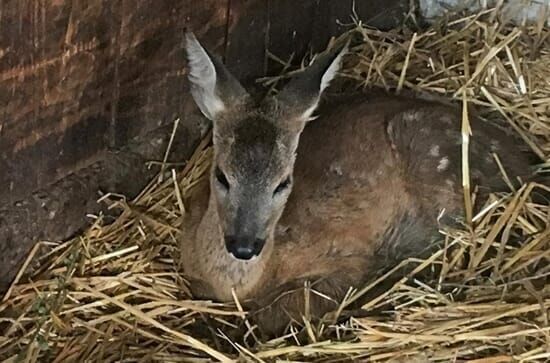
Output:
(179, 33), (538, 335)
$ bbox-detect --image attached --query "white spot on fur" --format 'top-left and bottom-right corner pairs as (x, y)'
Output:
(490, 140), (500, 152)
(330, 162), (343, 176)
(403, 110), (420, 122)
(429, 145), (440, 157)
(437, 157), (449, 172)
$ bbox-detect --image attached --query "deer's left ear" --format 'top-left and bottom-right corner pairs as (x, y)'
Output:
(276, 41), (348, 122)
(185, 32), (249, 121)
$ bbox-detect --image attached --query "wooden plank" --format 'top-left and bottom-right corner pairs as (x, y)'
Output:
(114, 0), (228, 145)
(0, 0), (37, 73)
(311, 0), (354, 51)
(0, 0), (120, 203)
(312, 0), (406, 51)
(264, 0), (406, 76)
(266, 0), (316, 68)
(224, 0), (269, 85)
(352, 0), (407, 30)
(0, 0), (229, 205)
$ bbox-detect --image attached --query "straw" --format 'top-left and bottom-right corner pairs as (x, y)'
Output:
(1, 4), (549, 362)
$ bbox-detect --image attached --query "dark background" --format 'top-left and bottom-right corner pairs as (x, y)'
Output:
(0, 0), (408, 291)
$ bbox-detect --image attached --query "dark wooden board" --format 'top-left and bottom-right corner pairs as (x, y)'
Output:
(224, 0), (269, 85)
(0, 0), (228, 205)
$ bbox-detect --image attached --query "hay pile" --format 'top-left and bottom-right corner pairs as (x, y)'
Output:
(1, 5), (549, 362)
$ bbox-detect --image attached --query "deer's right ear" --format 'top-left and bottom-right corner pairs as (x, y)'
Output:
(185, 32), (249, 121)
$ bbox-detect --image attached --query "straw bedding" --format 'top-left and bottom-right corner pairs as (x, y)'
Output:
(1, 5), (549, 362)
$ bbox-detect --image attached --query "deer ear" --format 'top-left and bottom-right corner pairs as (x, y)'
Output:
(185, 32), (249, 121)
(276, 41), (348, 122)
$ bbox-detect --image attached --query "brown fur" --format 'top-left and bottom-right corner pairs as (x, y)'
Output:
(181, 33), (537, 336)
(179, 92), (536, 336)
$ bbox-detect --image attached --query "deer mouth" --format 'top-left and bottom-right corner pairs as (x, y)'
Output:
(224, 235), (266, 260)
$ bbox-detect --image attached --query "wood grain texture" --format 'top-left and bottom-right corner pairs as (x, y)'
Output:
(114, 0), (228, 144)
(225, 0), (269, 84)
(0, 0), (228, 205)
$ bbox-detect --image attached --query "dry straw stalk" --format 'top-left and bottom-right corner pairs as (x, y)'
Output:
(1, 4), (549, 362)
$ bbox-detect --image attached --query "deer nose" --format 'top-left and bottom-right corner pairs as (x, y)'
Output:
(224, 235), (265, 260)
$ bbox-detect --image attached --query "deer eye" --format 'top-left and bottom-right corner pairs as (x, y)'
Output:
(273, 176), (292, 196)
(215, 167), (230, 190)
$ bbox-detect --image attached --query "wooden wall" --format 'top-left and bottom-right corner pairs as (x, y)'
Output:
(0, 1), (227, 205)
(0, 0), (406, 290)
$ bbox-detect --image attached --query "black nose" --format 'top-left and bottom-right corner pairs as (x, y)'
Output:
(224, 235), (265, 260)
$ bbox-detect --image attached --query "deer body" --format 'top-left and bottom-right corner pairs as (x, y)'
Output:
(180, 34), (535, 334)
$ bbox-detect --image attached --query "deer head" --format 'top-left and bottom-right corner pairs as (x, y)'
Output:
(185, 33), (346, 261)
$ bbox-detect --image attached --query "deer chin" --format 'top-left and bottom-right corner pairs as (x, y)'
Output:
(221, 234), (274, 268)
(211, 239), (274, 301)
